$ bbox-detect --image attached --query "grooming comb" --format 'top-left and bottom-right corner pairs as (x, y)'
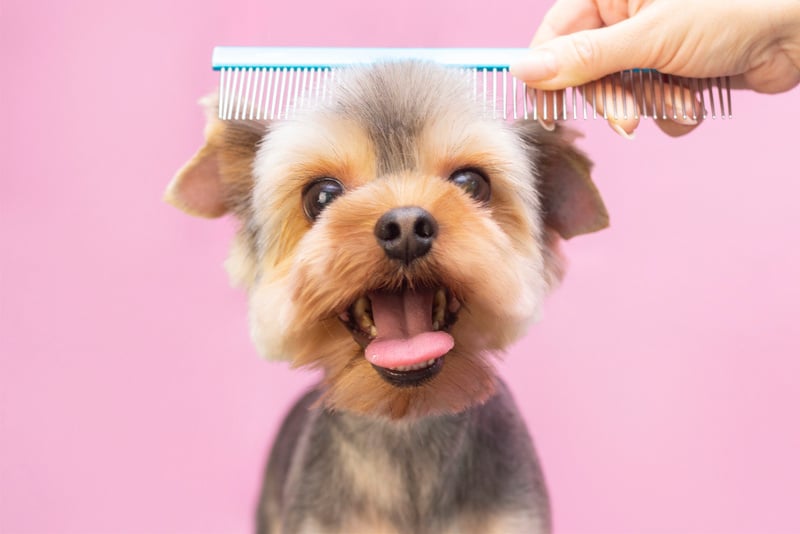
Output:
(213, 47), (732, 123)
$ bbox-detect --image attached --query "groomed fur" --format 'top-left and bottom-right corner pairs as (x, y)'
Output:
(170, 63), (603, 417)
(167, 59), (608, 533)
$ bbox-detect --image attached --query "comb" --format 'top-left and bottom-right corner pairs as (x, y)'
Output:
(213, 47), (732, 123)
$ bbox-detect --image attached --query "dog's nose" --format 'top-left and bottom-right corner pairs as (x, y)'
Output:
(374, 206), (438, 263)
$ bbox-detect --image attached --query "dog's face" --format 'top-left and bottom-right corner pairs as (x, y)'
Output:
(167, 62), (607, 418)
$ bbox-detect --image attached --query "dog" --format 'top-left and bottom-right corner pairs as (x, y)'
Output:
(166, 61), (608, 533)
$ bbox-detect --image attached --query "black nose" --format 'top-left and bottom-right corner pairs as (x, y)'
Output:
(374, 206), (438, 263)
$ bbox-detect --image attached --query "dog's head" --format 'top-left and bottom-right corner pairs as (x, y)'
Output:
(166, 62), (608, 418)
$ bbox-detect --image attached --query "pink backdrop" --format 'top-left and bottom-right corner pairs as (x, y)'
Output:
(2, 0), (799, 532)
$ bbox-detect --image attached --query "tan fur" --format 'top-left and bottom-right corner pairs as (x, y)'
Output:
(166, 64), (607, 420)
(297, 518), (403, 534)
(263, 168), (540, 416)
(442, 510), (547, 534)
(236, 104), (555, 417)
(336, 434), (406, 512)
(295, 508), (543, 534)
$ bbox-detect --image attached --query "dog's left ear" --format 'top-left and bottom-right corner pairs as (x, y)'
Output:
(516, 122), (609, 240)
(514, 122), (609, 285)
(165, 96), (267, 219)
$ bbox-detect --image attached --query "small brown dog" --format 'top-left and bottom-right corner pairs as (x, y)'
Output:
(166, 61), (607, 533)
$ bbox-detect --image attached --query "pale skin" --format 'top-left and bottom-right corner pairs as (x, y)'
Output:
(510, 0), (800, 137)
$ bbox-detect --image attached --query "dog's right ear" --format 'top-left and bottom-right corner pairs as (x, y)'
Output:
(165, 96), (267, 219)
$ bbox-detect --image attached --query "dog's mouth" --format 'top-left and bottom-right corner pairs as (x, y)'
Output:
(338, 286), (461, 387)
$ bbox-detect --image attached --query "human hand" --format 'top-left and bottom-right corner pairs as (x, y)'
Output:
(510, 0), (800, 137)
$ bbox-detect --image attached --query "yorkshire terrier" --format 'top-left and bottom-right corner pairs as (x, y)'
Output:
(166, 61), (608, 533)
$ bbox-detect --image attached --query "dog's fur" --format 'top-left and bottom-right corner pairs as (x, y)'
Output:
(167, 61), (608, 533)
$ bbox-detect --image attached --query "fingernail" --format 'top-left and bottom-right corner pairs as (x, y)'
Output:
(538, 117), (556, 132)
(672, 114), (698, 126)
(510, 49), (558, 81)
(611, 123), (636, 140)
(665, 103), (699, 126)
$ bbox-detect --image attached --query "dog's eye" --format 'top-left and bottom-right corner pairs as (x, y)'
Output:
(448, 169), (490, 203)
(303, 178), (345, 221)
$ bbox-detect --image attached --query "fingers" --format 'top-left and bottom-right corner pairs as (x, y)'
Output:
(530, 77), (640, 137)
(646, 73), (703, 137)
(585, 76), (640, 138)
(525, 71), (708, 139)
(514, 0), (719, 138)
(511, 15), (656, 90)
(654, 120), (700, 137)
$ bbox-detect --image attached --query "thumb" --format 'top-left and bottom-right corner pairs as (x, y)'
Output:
(511, 17), (656, 89)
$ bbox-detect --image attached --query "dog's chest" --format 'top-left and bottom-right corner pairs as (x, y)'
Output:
(284, 411), (471, 530)
(277, 393), (549, 534)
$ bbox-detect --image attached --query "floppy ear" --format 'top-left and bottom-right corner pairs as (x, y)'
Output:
(514, 122), (609, 286)
(164, 96), (268, 219)
(517, 122), (609, 239)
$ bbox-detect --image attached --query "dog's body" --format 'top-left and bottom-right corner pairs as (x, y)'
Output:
(167, 61), (607, 533)
(258, 382), (549, 533)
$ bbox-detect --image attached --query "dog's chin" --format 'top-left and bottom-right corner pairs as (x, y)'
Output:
(371, 356), (445, 388)
(337, 285), (461, 388)
(283, 266), (537, 418)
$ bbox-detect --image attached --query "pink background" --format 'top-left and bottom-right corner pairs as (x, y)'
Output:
(2, 0), (799, 532)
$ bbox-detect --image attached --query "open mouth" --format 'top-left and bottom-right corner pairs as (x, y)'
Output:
(338, 286), (461, 387)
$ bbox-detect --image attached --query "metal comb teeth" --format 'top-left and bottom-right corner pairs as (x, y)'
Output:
(218, 67), (732, 122)
(219, 66), (336, 121)
(212, 48), (732, 122)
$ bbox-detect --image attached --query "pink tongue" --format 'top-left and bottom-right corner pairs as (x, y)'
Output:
(365, 289), (454, 369)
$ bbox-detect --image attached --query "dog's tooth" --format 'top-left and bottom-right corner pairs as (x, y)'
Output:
(435, 288), (446, 304)
(353, 296), (375, 335)
(353, 296), (369, 318)
(389, 360), (441, 372)
(338, 312), (350, 322)
(358, 317), (374, 333)
(433, 288), (446, 328)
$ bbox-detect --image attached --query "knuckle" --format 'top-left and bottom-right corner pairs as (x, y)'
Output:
(569, 32), (597, 69)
